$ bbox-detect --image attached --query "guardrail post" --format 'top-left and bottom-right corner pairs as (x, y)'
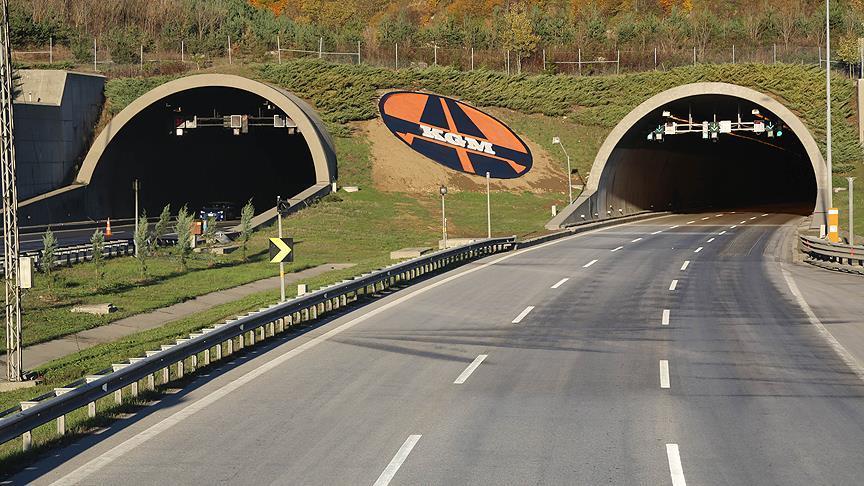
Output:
(114, 388), (123, 405)
(190, 353), (197, 372)
(162, 367), (169, 385)
(203, 348), (211, 366)
(147, 373), (155, 390)
(247, 330), (255, 346)
(84, 375), (101, 417)
(238, 333), (245, 350)
(20, 401), (39, 451)
(54, 388), (75, 435)
(176, 360), (184, 379)
(226, 338), (233, 356)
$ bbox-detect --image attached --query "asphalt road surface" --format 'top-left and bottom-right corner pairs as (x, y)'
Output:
(12, 210), (864, 485)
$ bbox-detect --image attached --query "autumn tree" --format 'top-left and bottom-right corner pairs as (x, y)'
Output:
(499, 4), (539, 73)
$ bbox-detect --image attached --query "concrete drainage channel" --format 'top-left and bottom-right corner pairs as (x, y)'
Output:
(0, 212), (670, 456)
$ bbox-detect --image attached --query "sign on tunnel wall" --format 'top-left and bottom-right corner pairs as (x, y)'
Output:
(378, 91), (533, 179)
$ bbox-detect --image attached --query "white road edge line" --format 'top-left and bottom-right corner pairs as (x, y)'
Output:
(454, 354), (488, 384)
(781, 269), (864, 382)
(680, 261), (690, 271)
(659, 360), (670, 388)
(632, 238), (643, 243)
(694, 247), (703, 253)
(669, 280), (678, 291)
(583, 259), (598, 268)
(47, 213), (675, 486)
(666, 443), (687, 486)
(373, 435), (422, 486)
(512, 306), (535, 324)
(611, 246), (624, 252)
(662, 309), (670, 326)
(551, 278), (569, 289)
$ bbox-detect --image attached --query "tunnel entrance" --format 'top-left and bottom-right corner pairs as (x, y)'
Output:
(18, 74), (336, 225)
(611, 94), (816, 213)
(87, 86), (315, 218)
(548, 83), (827, 229)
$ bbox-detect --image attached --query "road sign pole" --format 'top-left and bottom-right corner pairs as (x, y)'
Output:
(133, 179), (139, 258)
(849, 177), (856, 248)
(277, 201), (285, 302)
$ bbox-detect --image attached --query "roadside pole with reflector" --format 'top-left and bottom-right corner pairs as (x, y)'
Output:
(827, 208), (840, 243)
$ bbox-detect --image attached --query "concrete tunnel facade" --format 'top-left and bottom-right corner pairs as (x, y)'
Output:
(20, 74), (337, 224)
(548, 82), (827, 229)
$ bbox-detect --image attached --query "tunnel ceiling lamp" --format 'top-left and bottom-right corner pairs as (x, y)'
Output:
(171, 114), (299, 137)
(648, 111), (784, 143)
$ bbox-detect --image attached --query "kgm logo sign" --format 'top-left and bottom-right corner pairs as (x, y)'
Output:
(379, 91), (532, 179)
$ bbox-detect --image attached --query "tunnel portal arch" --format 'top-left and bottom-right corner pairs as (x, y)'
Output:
(548, 82), (827, 229)
(21, 74), (336, 224)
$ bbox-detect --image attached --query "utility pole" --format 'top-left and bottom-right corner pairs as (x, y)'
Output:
(826, 0), (834, 210)
(553, 137), (573, 205)
(1, 0), (23, 381)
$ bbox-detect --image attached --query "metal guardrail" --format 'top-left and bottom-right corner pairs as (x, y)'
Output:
(0, 237), (514, 450)
(799, 235), (864, 273)
(0, 239), (134, 275)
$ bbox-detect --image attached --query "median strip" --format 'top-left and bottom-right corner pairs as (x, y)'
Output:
(453, 354), (488, 384)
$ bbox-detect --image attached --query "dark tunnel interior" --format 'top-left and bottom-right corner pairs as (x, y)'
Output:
(606, 94), (817, 214)
(82, 87), (316, 219)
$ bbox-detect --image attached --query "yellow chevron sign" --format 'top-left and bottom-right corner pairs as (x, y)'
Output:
(269, 237), (294, 263)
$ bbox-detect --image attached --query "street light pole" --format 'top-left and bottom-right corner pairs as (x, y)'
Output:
(440, 185), (448, 249)
(826, 0), (834, 210)
(552, 137), (573, 205)
(486, 172), (491, 239)
(849, 177), (856, 248)
(133, 179), (139, 258)
(277, 196), (285, 302)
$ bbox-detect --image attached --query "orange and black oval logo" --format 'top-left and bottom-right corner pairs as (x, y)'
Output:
(379, 91), (532, 179)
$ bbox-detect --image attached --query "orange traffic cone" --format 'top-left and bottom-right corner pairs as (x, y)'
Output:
(105, 218), (112, 238)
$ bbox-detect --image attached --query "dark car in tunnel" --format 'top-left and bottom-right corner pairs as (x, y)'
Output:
(198, 202), (237, 221)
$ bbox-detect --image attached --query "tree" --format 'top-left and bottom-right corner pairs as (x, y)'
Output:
(500, 5), (539, 74)
(41, 228), (57, 289)
(174, 205), (194, 272)
(150, 204), (171, 254)
(239, 199), (255, 262)
(778, 0), (804, 50)
(134, 212), (149, 278)
(202, 216), (219, 266)
(90, 229), (105, 284)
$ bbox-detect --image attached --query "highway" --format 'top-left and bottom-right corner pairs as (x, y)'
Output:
(14, 211), (864, 485)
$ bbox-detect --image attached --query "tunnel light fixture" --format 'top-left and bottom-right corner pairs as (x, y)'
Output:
(649, 108), (785, 143)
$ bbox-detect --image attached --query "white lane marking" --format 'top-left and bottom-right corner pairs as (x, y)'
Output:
(680, 261), (690, 271)
(730, 225), (737, 229)
(512, 306), (535, 324)
(659, 360), (671, 388)
(631, 238), (643, 243)
(749, 216), (757, 220)
(670, 225), (680, 229)
(662, 309), (670, 326)
(739, 220), (747, 224)
(686, 220), (696, 224)
(583, 259), (598, 268)
(718, 231), (726, 235)
(694, 247), (703, 253)
(651, 230), (663, 235)
(47, 209), (674, 485)
(700, 217), (709, 220)
(781, 269), (864, 382)
(731, 211), (737, 213)
(551, 278), (569, 289)
(453, 354), (488, 384)
(666, 443), (687, 486)
(762, 213), (769, 217)
(669, 280), (678, 291)
(715, 214), (724, 217)
(611, 246), (624, 252)
(373, 435), (422, 486)
(706, 238), (715, 243)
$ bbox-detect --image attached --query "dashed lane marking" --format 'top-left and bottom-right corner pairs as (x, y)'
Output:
(611, 246), (624, 252)
(694, 247), (703, 253)
(666, 443), (687, 486)
(453, 354), (488, 384)
(680, 261), (690, 271)
(551, 278), (569, 289)
(512, 306), (535, 324)
(583, 259), (598, 268)
(660, 360), (671, 388)
(373, 435), (422, 486)
(669, 280), (678, 291)
(662, 309), (670, 326)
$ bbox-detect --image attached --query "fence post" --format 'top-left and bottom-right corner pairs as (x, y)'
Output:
(693, 46), (696, 65)
(773, 43), (777, 64)
(654, 47), (657, 70)
(578, 48), (582, 75)
(228, 36), (232, 64)
(732, 44), (735, 64)
(140, 45), (144, 71)
(277, 36), (281, 64)
(319, 37), (323, 59)
(181, 40), (185, 63)
(395, 42), (398, 69)
(49, 36), (53, 64)
(471, 47), (474, 70)
(616, 49), (620, 74)
(93, 38), (97, 72)
(542, 48), (546, 71)
(434, 43), (438, 66)
(357, 40), (361, 65)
